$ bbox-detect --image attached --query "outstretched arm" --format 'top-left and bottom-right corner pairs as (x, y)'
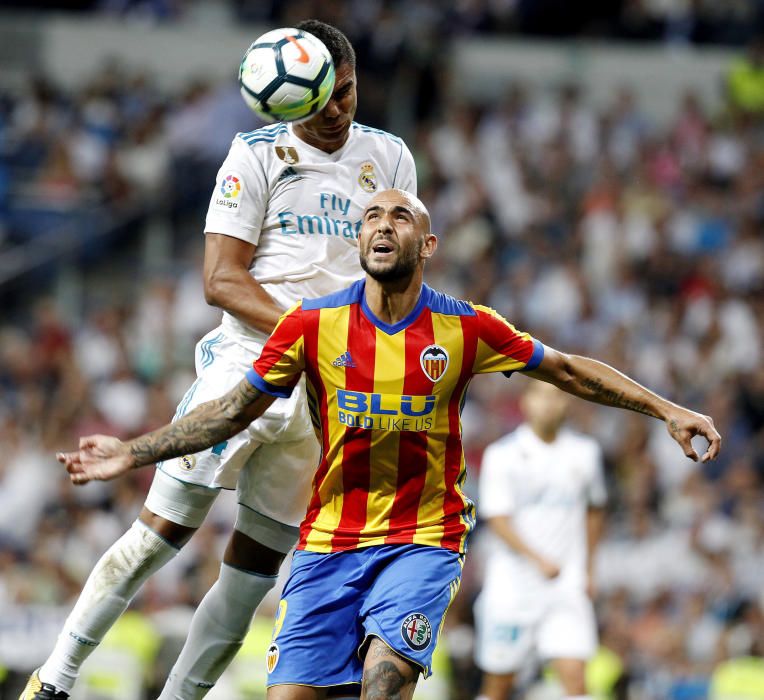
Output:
(527, 347), (721, 462)
(58, 378), (275, 484)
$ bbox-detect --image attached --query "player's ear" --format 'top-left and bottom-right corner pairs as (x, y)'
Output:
(421, 233), (438, 260)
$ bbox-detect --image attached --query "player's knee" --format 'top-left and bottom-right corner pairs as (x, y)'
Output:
(232, 504), (299, 571)
(139, 507), (197, 547)
(142, 471), (219, 540)
(224, 529), (286, 575)
(361, 639), (418, 700)
(553, 658), (587, 695)
(361, 662), (417, 700)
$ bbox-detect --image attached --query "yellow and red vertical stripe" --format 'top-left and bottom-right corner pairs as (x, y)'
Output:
(330, 305), (375, 550)
(250, 281), (541, 555)
(383, 307), (434, 545)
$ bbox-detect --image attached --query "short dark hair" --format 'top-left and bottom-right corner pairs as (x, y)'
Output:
(296, 19), (356, 70)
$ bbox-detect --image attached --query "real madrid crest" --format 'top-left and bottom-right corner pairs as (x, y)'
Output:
(275, 146), (299, 164)
(180, 454), (196, 471)
(358, 161), (377, 193)
(420, 345), (449, 382)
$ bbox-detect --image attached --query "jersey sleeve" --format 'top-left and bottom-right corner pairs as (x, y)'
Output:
(205, 137), (269, 245)
(478, 443), (516, 518)
(247, 303), (305, 398)
(472, 304), (544, 375)
(586, 440), (607, 508)
(393, 140), (417, 195)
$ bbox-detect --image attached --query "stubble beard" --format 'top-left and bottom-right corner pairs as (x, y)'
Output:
(360, 243), (420, 283)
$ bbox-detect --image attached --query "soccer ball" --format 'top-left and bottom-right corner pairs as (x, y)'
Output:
(238, 27), (335, 123)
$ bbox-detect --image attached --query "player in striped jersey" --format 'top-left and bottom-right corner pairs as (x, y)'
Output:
(22, 20), (416, 700)
(58, 189), (721, 699)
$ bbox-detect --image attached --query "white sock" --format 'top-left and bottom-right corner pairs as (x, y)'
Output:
(158, 562), (278, 699)
(39, 520), (179, 692)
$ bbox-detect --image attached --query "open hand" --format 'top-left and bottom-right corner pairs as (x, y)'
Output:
(57, 435), (134, 485)
(665, 408), (721, 462)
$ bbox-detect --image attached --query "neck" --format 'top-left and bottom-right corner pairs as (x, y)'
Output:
(293, 123), (349, 154)
(529, 422), (560, 443)
(364, 271), (424, 325)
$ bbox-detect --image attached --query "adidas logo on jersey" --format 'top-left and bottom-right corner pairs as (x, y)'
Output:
(332, 351), (356, 368)
(277, 167), (303, 183)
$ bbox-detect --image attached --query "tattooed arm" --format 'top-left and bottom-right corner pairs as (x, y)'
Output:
(58, 378), (276, 484)
(526, 347), (721, 462)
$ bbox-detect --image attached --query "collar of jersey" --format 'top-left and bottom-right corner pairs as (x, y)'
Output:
(359, 280), (431, 335)
(288, 122), (356, 160)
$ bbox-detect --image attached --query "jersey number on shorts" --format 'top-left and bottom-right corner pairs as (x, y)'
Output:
(495, 624), (522, 643)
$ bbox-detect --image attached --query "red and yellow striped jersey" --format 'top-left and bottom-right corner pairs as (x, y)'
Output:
(247, 280), (544, 554)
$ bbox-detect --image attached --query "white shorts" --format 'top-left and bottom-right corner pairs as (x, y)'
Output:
(474, 585), (597, 674)
(145, 328), (320, 544)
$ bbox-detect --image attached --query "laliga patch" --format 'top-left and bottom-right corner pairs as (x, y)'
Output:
(213, 173), (243, 211)
(266, 642), (280, 673)
(420, 345), (449, 382)
(401, 612), (432, 652)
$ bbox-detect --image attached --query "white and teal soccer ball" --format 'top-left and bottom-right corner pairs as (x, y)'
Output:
(238, 27), (335, 123)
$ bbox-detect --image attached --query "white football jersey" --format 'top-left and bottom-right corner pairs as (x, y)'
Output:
(478, 424), (606, 595)
(205, 121), (417, 353)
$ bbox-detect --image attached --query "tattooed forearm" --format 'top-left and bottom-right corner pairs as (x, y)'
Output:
(128, 378), (263, 467)
(580, 377), (659, 417)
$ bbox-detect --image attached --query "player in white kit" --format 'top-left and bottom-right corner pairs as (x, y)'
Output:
(22, 21), (416, 700)
(474, 381), (606, 700)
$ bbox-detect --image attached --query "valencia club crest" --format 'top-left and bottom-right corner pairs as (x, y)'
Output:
(420, 345), (449, 382)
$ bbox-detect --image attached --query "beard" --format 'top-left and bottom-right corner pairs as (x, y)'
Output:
(360, 242), (420, 282)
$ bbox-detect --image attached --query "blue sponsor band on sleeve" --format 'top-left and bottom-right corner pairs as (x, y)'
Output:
(524, 339), (545, 371)
(246, 368), (294, 398)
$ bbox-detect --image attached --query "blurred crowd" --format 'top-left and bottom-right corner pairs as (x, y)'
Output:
(10, 0), (764, 47)
(422, 81), (764, 699)
(1, 8), (764, 700)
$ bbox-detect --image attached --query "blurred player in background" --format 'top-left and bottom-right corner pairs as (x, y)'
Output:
(56, 189), (720, 700)
(474, 381), (606, 700)
(21, 20), (416, 700)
